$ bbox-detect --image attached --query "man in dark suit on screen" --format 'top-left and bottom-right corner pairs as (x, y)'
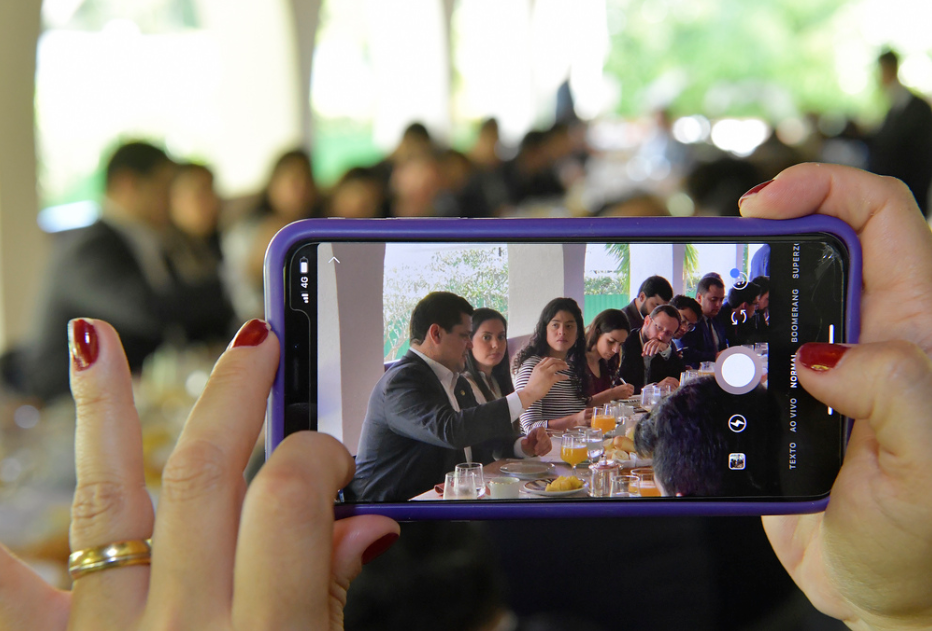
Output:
(676, 273), (728, 369)
(349, 292), (566, 503)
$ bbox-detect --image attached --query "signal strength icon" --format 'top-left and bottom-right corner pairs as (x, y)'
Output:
(301, 293), (309, 304)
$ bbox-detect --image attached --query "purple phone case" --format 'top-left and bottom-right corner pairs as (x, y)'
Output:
(264, 216), (862, 519)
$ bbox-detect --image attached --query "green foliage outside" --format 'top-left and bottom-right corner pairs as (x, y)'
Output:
(604, 0), (883, 121)
(383, 246), (508, 361)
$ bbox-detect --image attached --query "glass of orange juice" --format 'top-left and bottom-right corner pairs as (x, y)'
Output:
(632, 467), (661, 497)
(591, 405), (617, 434)
(561, 432), (587, 471)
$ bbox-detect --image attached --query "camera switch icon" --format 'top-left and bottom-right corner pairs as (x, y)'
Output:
(728, 453), (747, 470)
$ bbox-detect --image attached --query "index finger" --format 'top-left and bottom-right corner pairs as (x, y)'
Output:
(739, 163), (932, 353)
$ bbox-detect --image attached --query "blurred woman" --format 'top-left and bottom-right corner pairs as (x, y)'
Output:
(584, 309), (636, 405)
(464, 308), (515, 405)
(513, 298), (591, 433)
(223, 149), (320, 319)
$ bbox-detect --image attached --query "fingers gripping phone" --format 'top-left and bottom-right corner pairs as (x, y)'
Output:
(265, 217), (860, 519)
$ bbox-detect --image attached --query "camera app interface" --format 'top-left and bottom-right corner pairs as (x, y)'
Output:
(284, 238), (846, 503)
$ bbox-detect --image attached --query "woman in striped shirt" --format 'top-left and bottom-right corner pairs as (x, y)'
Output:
(513, 298), (592, 434)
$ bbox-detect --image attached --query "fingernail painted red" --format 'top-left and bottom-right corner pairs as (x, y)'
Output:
(69, 319), (99, 371)
(738, 180), (774, 206)
(362, 532), (399, 565)
(797, 343), (849, 372)
(232, 319), (270, 348)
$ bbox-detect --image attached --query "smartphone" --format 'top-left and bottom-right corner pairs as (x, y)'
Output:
(265, 216), (860, 519)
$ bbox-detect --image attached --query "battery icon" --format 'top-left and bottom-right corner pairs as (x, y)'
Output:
(299, 258), (308, 274)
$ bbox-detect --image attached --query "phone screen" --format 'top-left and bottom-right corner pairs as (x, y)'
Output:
(278, 230), (848, 505)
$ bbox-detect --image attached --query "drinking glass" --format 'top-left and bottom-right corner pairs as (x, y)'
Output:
(611, 474), (639, 497)
(632, 467), (660, 497)
(591, 405), (617, 434)
(583, 427), (604, 464)
(560, 432), (587, 471)
(588, 459), (620, 497)
(640, 385), (661, 411)
(443, 471), (478, 500)
(455, 462), (484, 496)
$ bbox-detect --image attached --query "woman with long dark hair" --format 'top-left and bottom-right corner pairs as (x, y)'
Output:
(464, 308), (515, 405)
(513, 297), (591, 433)
(585, 309), (636, 405)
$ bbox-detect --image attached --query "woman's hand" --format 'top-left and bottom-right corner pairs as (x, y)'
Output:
(0, 319), (399, 631)
(611, 383), (634, 400)
(765, 341), (932, 630)
(741, 164), (932, 630)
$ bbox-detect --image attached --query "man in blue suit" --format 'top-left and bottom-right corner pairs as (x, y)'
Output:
(676, 273), (727, 369)
(349, 292), (566, 502)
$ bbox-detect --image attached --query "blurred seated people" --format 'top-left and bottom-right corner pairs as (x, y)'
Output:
(513, 298), (592, 433)
(463, 308), (514, 406)
(622, 275), (673, 331)
(676, 273), (727, 368)
(619, 304), (684, 394)
(374, 122), (435, 188)
(324, 166), (386, 219)
(869, 49), (932, 217)
(686, 156), (764, 216)
(583, 309), (635, 405)
(349, 292), (560, 502)
(223, 149), (319, 320)
(389, 152), (457, 217)
(717, 280), (761, 347)
(438, 149), (474, 204)
(595, 192), (669, 217)
(5, 141), (231, 401)
(164, 162), (236, 341)
(467, 117), (502, 171)
(459, 129), (564, 217)
(636, 379), (780, 497)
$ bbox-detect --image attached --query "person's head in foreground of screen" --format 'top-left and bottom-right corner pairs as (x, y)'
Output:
(640, 377), (779, 496)
(696, 273), (726, 318)
(641, 304), (682, 346)
(585, 309), (630, 372)
(636, 275), (674, 316)
(465, 308), (515, 402)
(670, 295), (701, 339)
(409, 291), (475, 374)
(513, 297), (588, 397)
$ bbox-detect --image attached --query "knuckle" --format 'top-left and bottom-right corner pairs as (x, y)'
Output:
(251, 463), (330, 524)
(71, 480), (128, 535)
(160, 439), (230, 503)
(877, 341), (932, 388)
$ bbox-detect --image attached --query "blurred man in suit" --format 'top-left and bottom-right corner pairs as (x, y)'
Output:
(350, 292), (566, 502)
(869, 49), (932, 216)
(7, 141), (233, 400)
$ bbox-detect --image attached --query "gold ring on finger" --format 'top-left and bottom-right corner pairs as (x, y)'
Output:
(68, 538), (152, 581)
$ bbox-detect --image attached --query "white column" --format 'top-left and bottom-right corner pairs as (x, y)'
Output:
(365, 0), (451, 149)
(0, 0), (47, 351)
(629, 244), (673, 299)
(317, 242), (386, 454)
(286, 0), (322, 149)
(508, 243), (586, 338)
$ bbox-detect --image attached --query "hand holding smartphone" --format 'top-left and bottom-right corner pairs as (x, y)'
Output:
(264, 216), (860, 519)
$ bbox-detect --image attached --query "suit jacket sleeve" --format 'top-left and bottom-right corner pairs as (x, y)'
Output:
(381, 362), (514, 450)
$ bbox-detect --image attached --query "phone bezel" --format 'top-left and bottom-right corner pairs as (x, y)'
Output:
(264, 216), (861, 519)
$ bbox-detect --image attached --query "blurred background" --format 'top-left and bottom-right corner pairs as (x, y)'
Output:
(2, 1), (931, 629)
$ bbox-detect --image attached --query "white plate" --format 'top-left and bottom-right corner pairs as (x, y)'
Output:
(499, 462), (555, 479)
(523, 478), (587, 497)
